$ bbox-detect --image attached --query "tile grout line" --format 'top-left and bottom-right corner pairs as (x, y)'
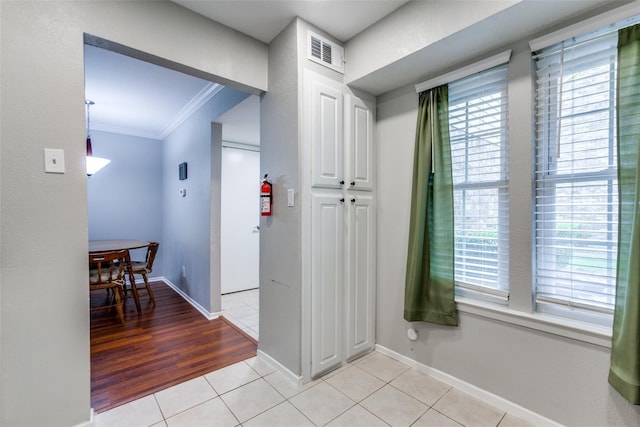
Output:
(97, 349), (523, 427)
(232, 362), (302, 426)
(99, 292), (521, 427)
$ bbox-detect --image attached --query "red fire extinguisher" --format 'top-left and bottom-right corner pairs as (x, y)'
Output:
(261, 174), (272, 216)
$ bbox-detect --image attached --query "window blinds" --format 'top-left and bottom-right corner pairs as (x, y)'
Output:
(533, 32), (619, 317)
(449, 65), (510, 298)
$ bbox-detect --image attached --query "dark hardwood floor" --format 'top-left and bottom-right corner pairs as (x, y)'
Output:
(90, 280), (257, 413)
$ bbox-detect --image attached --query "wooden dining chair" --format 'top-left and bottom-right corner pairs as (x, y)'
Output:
(127, 242), (159, 307)
(89, 249), (131, 324)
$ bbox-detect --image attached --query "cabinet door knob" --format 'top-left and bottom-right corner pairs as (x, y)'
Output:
(339, 180), (345, 185)
(340, 198), (345, 203)
(351, 198), (356, 204)
(350, 181), (356, 186)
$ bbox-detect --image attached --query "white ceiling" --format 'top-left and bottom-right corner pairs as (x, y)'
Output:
(174, 0), (409, 43)
(85, 1), (409, 139)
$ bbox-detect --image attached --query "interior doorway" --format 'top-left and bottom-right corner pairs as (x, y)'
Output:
(219, 141), (261, 340)
(221, 143), (260, 294)
(84, 38), (263, 409)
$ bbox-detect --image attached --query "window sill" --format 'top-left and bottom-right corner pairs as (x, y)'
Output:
(455, 297), (613, 348)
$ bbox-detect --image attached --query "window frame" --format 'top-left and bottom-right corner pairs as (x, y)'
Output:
(532, 31), (619, 327)
(448, 66), (510, 303)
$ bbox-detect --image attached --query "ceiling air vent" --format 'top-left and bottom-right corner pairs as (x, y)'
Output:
(308, 31), (344, 74)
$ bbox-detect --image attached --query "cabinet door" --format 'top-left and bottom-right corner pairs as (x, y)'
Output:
(345, 194), (376, 360)
(309, 76), (344, 189)
(311, 193), (345, 377)
(346, 94), (374, 192)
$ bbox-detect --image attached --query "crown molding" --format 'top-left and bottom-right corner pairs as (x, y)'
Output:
(159, 82), (223, 139)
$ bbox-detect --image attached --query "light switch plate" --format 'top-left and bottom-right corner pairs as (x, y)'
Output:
(287, 188), (295, 207)
(44, 148), (65, 173)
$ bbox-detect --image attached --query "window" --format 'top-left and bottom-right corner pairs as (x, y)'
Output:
(449, 65), (510, 301)
(533, 31), (619, 324)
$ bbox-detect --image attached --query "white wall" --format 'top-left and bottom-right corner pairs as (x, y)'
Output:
(87, 130), (164, 274)
(344, 0), (516, 83)
(344, 1), (621, 96)
(83, 2), (268, 95)
(375, 39), (640, 427)
(259, 19), (303, 375)
(217, 95), (261, 146)
(0, 1), (266, 425)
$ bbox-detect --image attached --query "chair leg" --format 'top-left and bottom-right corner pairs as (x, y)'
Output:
(142, 272), (156, 306)
(127, 269), (142, 313)
(114, 286), (125, 324)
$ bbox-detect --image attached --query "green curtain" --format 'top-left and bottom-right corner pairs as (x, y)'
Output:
(404, 86), (457, 326)
(609, 23), (640, 405)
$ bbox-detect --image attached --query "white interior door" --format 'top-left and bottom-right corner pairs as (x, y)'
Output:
(221, 145), (260, 294)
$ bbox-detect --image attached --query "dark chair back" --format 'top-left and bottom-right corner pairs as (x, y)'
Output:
(89, 249), (130, 286)
(145, 242), (159, 273)
(88, 249), (130, 323)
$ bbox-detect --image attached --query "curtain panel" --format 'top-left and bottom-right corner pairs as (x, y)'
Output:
(404, 86), (457, 326)
(609, 23), (640, 405)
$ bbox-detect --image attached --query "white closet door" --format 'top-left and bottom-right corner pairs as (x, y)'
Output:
(346, 93), (374, 192)
(345, 194), (376, 360)
(309, 76), (344, 189)
(221, 146), (260, 294)
(310, 192), (345, 377)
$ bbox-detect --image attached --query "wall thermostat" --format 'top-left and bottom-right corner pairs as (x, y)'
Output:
(179, 162), (188, 180)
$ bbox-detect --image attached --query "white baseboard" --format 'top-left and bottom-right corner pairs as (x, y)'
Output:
(158, 276), (220, 320)
(257, 349), (303, 386)
(73, 409), (94, 427)
(375, 344), (562, 427)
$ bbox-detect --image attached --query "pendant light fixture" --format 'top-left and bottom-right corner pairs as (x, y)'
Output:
(85, 99), (110, 176)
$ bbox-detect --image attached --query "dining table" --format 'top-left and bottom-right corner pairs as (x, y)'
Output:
(89, 239), (150, 313)
(89, 239), (150, 254)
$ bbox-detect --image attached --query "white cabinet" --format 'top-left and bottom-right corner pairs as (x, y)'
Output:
(309, 77), (344, 189)
(304, 70), (376, 378)
(310, 192), (344, 374)
(345, 194), (375, 360)
(346, 95), (374, 192)
(309, 76), (374, 192)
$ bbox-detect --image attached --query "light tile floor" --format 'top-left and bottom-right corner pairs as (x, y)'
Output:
(95, 351), (537, 427)
(221, 289), (260, 340)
